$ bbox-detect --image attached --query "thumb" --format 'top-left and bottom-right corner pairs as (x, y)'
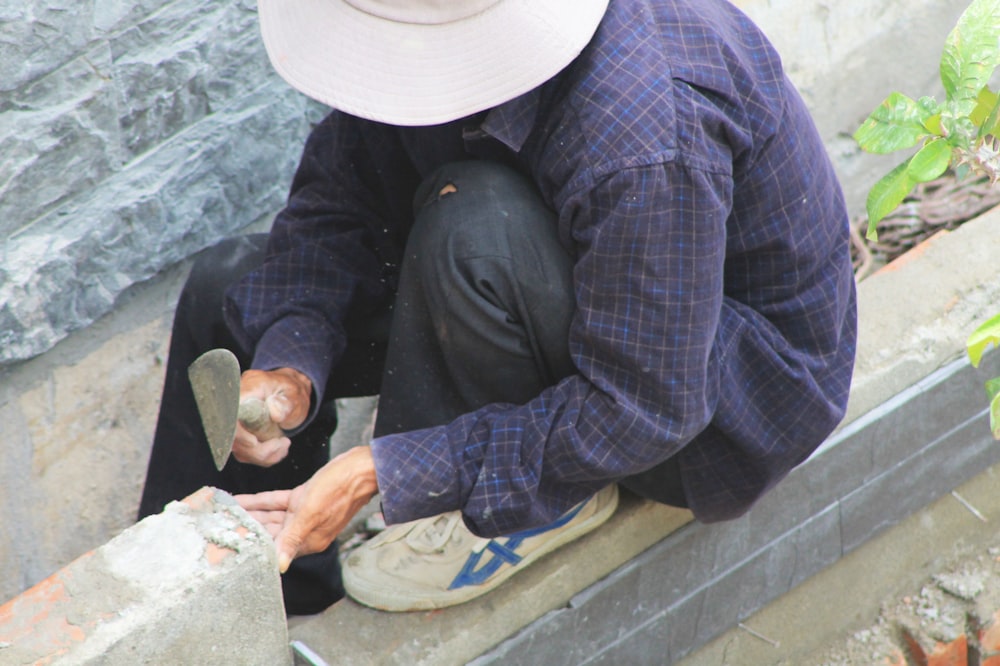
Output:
(274, 527), (302, 574)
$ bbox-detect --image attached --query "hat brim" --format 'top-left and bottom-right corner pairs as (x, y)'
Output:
(257, 0), (610, 126)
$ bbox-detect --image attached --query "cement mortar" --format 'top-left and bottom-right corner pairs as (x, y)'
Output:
(810, 542), (1000, 665)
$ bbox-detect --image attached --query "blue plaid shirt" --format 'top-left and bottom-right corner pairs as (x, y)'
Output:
(227, 0), (857, 534)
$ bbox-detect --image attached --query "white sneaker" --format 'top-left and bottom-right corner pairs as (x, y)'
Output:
(342, 484), (619, 611)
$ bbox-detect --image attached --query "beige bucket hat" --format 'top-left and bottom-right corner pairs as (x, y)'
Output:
(256, 0), (610, 126)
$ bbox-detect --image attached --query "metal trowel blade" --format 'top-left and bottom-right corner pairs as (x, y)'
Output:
(188, 348), (241, 471)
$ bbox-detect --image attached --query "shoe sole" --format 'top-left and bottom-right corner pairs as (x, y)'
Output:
(344, 484), (619, 611)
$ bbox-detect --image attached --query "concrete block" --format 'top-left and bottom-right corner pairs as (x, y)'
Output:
(0, 487), (290, 665)
(846, 207), (1000, 427)
(839, 412), (1000, 553)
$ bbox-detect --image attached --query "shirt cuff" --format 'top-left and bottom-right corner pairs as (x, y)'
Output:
(370, 426), (463, 525)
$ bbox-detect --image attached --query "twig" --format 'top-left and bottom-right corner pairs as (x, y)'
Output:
(849, 220), (875, 281)
(738, 623), (781, 648)
(951, 491), (988, 523)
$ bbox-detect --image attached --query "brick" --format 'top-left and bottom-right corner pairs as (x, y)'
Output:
(978, 608), (1000, 666)
(926, 635), (968, 666)
(0, 487), (290, 665)
(980, 609), (1000, 653)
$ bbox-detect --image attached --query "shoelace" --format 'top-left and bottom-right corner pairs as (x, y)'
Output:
(403, 512), (490, 554)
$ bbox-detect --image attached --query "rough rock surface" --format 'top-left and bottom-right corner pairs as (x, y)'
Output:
(0, 0), (325, 365)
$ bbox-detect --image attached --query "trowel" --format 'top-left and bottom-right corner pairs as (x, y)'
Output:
(188, 348), (282, 470)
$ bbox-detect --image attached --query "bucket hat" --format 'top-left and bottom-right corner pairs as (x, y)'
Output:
(256, 0), (610, 126)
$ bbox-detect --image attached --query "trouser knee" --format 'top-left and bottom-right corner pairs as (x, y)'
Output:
(406, 160), (576, 393)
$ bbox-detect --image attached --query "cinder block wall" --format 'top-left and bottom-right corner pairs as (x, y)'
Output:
(0, 0), (968, 607)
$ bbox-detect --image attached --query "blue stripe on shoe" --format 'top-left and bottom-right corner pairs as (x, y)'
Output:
(448, 500), (588, 590)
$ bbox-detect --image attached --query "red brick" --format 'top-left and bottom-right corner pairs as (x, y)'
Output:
(874, 229), (950, 275)
(981, 610), (1000, 653)
(926, 634), (968, 666)
(0, 556), (112, 662)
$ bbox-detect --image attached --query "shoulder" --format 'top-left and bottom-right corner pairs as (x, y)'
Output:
(528, 0), (788, 201)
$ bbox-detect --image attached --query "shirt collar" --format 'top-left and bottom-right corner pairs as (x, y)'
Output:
(478, 87), (542, 153)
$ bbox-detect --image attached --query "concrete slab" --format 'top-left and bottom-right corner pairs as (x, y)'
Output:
(0, 487), (290, 665)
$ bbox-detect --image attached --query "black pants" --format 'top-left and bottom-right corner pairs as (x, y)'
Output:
(138, 161), (684, 614)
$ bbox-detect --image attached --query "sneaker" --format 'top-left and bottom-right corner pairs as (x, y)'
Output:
(342, 484), (619, 611)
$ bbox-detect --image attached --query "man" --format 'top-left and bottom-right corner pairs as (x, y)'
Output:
(140, 0), (857, 614)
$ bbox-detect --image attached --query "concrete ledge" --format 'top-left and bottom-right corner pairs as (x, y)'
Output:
(289, 497), (692, 665)
(0, 487), (290, 665)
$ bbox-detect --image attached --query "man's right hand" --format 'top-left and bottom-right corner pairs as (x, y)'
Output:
(232, 367), (312, 467)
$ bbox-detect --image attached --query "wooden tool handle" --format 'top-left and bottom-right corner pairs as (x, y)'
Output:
(237, 398), (283, 441)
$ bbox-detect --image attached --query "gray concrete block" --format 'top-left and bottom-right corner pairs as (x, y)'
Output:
(474, 505), (843, 666)
(0, 487), (290, 665)
(839, 409), (1000, 553)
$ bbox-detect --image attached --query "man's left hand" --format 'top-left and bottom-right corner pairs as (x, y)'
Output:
(236, 445), (379, 572)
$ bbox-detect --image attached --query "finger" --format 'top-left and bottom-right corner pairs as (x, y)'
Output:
(244, 508), (287, 524)
(260, 436), (292, 467)
(274, 526), (303, 574)
(245, 510), (286, 538)
(231, 431), (290, 468)
(231, 425), (261, 464)
(235, 490), (292, 512)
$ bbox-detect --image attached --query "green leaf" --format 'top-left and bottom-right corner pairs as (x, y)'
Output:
(967, 311), (1000, 366)
(971, 87), (1000, 127)
(978, 88), (1000, 138)
(854, 92), (934, 154)
(923, 113), (944, 136)
(986, 376), (1000, 401)
(940, 0), (1000, 110)
(865, 160), (917, 239)
(989, 384), (1000, 439)
(906, 138), (953, 182)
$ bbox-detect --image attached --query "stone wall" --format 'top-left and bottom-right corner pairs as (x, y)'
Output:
(0, 0), (323, 602)
(1, 0), (322, 364)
